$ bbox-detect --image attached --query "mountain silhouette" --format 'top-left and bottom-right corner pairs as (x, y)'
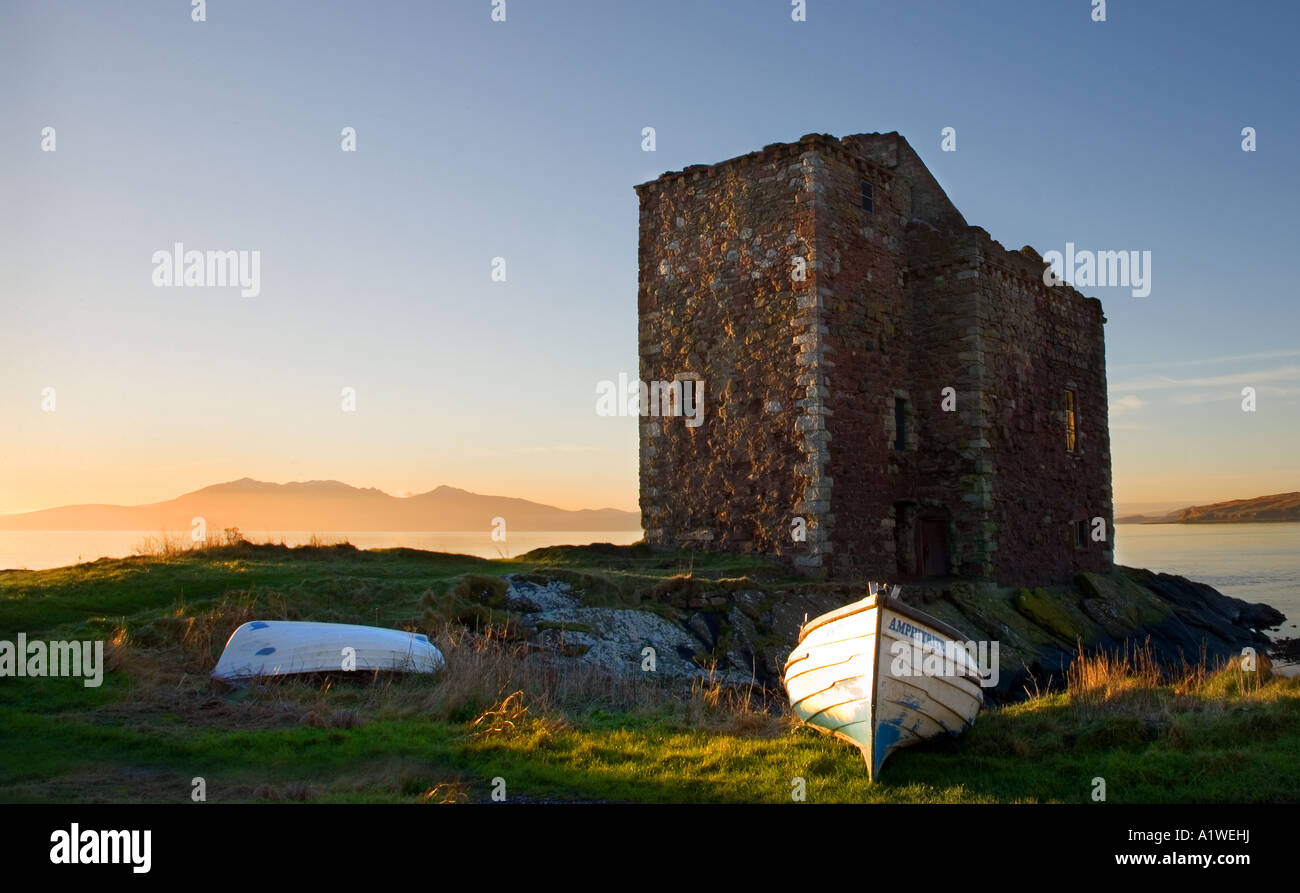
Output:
(0, 478), (642, 532)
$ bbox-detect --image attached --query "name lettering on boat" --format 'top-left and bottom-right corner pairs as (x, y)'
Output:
(887, 617), (947, 647)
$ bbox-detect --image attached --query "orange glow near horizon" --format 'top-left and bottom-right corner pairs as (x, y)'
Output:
(2, 360), (1295, 518)
(0, 464), (641, 516)
(3, 459), (1296, 519)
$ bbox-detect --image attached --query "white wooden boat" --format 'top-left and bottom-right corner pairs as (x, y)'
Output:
(212, 620), (444, 681)
(783, 584), (985, 780)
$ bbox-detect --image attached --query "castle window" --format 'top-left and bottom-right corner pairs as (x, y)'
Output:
(894, 397), (907, 450)
(861, 182), (874, 214)
(1071, 520), (1088, 550)
(1065, 389), (1078, 451)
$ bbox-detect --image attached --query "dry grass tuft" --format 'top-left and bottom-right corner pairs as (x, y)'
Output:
(1068, 640), (1163, 700)
(131, 529), (351, 558)
(374, 623), (672, 724)
(686, 666), (785, 736)
(1064, 639), (1282, 723)
(470, 690), (530, 736)
(1067, 641), (1186, 723)
(419, 782), (469, 804)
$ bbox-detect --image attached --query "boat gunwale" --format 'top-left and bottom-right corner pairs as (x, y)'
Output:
(795, 591), (979, 649)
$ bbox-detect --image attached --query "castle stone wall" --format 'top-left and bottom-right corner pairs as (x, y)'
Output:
(637, 132), (1113, 586)
(635, 140), (827, 564)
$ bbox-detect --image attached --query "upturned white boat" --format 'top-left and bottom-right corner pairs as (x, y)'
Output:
(212, 620), (445, 681)
(783, 584), (985, 779)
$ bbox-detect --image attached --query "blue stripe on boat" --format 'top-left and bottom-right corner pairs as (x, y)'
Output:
(873, 720), (904, 779)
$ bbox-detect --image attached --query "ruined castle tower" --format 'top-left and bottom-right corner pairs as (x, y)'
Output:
(635, 132), (1113, 585)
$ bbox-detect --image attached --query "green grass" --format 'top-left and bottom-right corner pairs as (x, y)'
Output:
(1, 541), (1297, 803)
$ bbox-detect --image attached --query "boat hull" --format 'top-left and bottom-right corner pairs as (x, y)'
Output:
(783, 590), (984, 780)
(212, 620), (445, 681)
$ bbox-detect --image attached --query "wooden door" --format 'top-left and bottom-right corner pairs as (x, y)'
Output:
(918, 519), (948, 578)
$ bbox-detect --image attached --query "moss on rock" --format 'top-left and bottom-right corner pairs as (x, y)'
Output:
(1012, 586), (1104, 645)
(1077, 571), (1173, 633)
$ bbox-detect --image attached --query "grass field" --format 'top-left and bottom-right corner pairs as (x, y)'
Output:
(2, 540), (1298, 803)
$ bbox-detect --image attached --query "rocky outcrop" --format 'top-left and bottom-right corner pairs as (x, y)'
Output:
(505, 575), (719, 681)
(902, 568), (1285, 700)
(486, 568), (1285, 704)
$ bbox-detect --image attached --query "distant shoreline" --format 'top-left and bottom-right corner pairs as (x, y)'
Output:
(1116, 519), (1300, 525)
(1115, 492), (1300, 525)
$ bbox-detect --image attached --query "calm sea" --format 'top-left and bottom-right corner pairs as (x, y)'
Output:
(2, 524), (1295, 637)
(0, 530), (644, 572)
(1114, 522), (1300, 639)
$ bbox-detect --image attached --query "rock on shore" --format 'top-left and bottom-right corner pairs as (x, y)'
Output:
(494, 567), (1285, 703)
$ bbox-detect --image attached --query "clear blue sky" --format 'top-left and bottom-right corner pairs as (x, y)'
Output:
(1, 0), (1296, 515)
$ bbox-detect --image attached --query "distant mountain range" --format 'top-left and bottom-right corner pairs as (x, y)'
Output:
(1116, 492), (1300, 524)
(0, 478), (642, 532)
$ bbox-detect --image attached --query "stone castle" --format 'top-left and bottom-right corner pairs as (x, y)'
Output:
(635, 132), (1113, 585)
